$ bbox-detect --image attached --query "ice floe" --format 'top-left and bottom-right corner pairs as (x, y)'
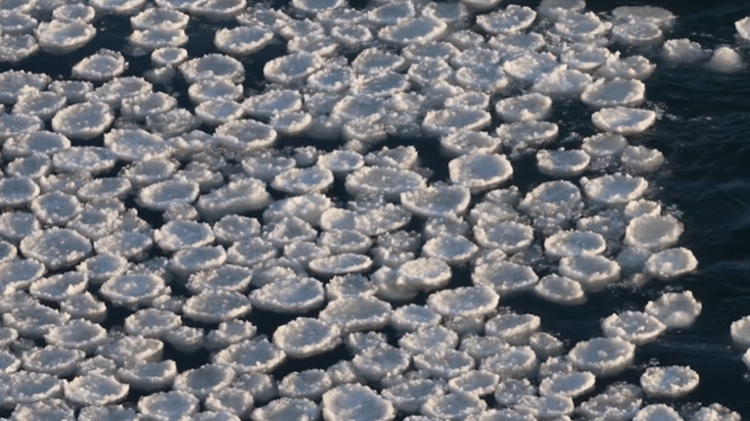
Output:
(640, 365), (699, 398)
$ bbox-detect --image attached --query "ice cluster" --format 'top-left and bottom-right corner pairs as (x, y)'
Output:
(0, 0), (742, 419)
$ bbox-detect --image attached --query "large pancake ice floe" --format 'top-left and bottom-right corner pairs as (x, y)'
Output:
(422, 108), (491, 136)
(568, 337), (635, 376)
(592, 107), (657, 134)
(624, 214), (683, 250)
(536, 148), (590, 177)
(645, 291), (702, 329)
(582, 173), (648, 205)
(640, 365), (699, 398)
(601, 311), (666, 345)
(20, 228), (91, 270)
(51, 102), (113, 140)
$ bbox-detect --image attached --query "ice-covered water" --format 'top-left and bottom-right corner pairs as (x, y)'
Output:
(1, 0), (750, 419)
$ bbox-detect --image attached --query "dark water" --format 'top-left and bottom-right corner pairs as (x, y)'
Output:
(4, 0), (750, 418)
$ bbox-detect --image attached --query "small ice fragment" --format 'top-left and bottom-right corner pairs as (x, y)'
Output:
(382, 378), (445, 414)
(31, 191), (82, 226)
(440, 131), (501, 156)
(205, 320), (257, 350)
(624, 200), (661, 220)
